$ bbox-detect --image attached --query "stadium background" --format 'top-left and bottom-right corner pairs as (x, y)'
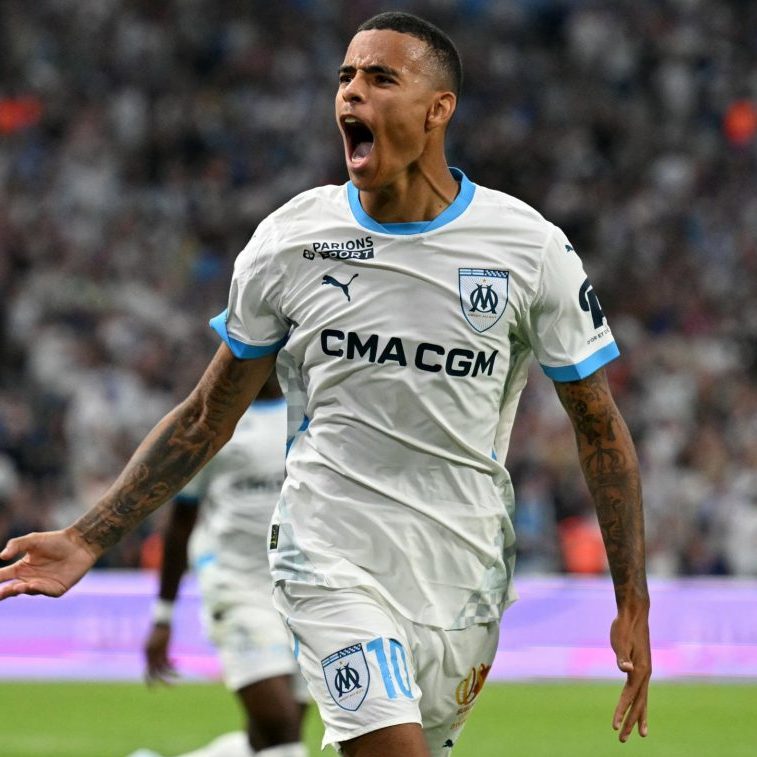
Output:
(0, 0), (756, 755)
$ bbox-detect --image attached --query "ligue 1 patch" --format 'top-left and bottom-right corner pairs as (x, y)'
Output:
(458, 268), (509, 333)
(321, 643), (370, 711)
(269, 524), (279, 550)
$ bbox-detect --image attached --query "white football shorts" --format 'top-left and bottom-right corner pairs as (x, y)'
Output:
(272, 581), (500, 755)
(198, 565), (309, 701)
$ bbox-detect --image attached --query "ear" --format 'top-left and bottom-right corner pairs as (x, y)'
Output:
(426, 92), (456, 132)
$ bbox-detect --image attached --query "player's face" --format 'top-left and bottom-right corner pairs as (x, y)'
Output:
(336, 30), (442, 191)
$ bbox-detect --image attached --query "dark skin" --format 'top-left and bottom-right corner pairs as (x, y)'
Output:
(554, 369), (651, 741)
(143, 502), (196, 685)
(0, 25), (650, 756)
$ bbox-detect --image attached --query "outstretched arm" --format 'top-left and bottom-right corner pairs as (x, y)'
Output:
(0, 344), (276, 600)
(554, 368), (651, 743)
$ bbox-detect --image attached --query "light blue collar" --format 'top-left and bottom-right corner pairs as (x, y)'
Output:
(347, 167), (476, 235)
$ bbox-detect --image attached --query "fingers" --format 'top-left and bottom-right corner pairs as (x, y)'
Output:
(145, 662), (179, 687)
(639, 699), (649, 737)
(613, 643), (639, 737)
(144, 626), (178, 686)
(613, 670), (650, 742)
(0, 533), (37, 562)
(0, 576), (67, 600)
(612, 681), (635, 733)
(0, 550), (26, 598)
(145, 653), (170, 681)
(617, 688), (649, 742)
(610, 612), (651, 742)
(0, 580), (28, 601)
(0, 562), (21, 584)
(634, 699), (649, 739)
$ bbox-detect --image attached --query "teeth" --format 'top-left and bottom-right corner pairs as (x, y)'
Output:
(344, 117), (358, 124)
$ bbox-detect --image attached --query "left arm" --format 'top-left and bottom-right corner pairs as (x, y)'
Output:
(144, 499), (199, 685)
(554, 368), (651, 742)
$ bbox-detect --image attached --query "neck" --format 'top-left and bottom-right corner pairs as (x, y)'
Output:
(358, 160), (459, 224)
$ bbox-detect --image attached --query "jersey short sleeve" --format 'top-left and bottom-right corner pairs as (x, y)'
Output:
(525, 224), (619, 381)
(210, 218), (289, 359)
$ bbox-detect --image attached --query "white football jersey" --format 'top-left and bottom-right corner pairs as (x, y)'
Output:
(183, 399), (287, 584)
(211, 169), (619, 629)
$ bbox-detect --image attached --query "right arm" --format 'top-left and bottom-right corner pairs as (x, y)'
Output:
(0, 345), (276, 599)
(74, 345), (273, 554)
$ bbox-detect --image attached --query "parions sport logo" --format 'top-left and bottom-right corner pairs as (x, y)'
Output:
(303, 236), (374, 261)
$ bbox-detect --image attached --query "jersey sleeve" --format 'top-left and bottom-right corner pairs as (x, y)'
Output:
(524, 224), (620, 381)
(210, 217), (290, 358)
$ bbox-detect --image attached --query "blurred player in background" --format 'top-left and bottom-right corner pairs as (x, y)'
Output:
(0, 11), (650, 757)
(129, 375), (309, 757)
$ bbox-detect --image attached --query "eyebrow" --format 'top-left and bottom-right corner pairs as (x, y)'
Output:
(338, 64), (402, 78)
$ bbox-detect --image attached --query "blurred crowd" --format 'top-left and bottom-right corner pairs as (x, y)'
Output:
(1, 0), (756, 574)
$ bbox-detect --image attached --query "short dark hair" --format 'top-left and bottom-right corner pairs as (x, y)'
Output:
(356, 12), (463, 97)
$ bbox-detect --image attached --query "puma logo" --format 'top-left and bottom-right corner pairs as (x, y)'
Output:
(322, 274), (358, 301)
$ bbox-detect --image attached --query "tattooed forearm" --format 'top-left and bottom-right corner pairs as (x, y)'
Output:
(555, 369), (649, 610)
(72, 347), (273, 555)
(73, 403), (213, 552)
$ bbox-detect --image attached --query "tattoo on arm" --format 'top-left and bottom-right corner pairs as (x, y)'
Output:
(74, 351), (268, 554)
(554, 370), (649, 609)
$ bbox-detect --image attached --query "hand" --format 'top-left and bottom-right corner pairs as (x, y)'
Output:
(144, 623), (179, 685)
(0, 528), (99, 600)
(610, 609), (652, 742)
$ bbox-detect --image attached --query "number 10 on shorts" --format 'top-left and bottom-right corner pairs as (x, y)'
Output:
(366, 637), (414, 699)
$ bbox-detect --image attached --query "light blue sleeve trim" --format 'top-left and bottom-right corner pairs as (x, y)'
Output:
(541, 341), (620, 382)
(286, 414), (310, 456)
(209, 310), (287, 358)
(193, 553), (217, 571)
(347, 167), (476, 235)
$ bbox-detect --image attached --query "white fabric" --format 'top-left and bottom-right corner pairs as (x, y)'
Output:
(200, 571), (306, 699)
(274, 582), (499, 756)
(175, 731), (252, 757)
(186, 400), (287, 584)
(180, 401), (307, 699)
(256, 743), (308, 757)
(220, 175), (618, 629)
(125, 732), (252, 757)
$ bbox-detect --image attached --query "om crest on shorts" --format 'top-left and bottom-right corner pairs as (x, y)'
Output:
(322, 644), (370, 711)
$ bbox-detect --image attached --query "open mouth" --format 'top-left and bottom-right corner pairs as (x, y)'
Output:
(342, 116), (374, 164)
